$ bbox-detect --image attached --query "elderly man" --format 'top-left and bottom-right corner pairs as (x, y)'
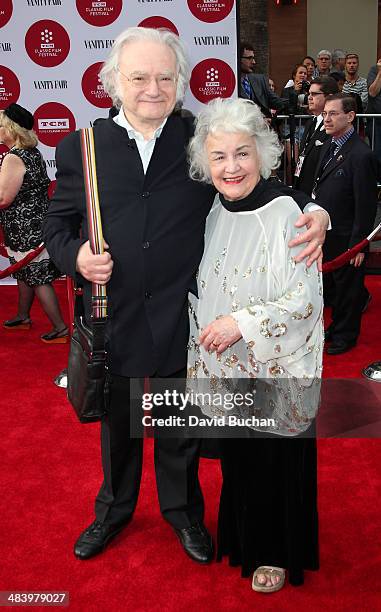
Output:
(316, 50), (332, 77)
(43, 27), (328, 564)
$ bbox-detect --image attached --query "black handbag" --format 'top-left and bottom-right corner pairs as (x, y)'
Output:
(66, 127), (109, 423)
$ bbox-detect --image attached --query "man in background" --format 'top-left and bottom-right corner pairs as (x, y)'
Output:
(342, 53), (368, 110)
(294, 76), (339, 196)
(316, 50), (332, 76)
(239, 42), (287, 117)
(313, 94), (377, 354)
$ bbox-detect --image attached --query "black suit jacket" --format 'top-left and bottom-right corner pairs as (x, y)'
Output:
(240, 73), (287, 115)
(294, 116), (329, 196)
(313, 131), (378, 248)
(43, 114), (215, 377)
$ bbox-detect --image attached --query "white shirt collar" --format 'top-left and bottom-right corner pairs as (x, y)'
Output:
(114, 107), (167, 141)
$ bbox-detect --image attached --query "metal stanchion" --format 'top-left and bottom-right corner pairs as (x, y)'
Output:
(53, 276), (74, 389)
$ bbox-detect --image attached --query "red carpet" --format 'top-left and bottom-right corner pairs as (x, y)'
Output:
(0, 279), (380, 611)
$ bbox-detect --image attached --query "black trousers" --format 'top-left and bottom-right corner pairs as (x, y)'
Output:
(323, 233), (368, 344)
(94, 370), (205, 529)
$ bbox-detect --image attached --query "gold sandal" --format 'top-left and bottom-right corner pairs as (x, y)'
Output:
(252, 566), (285, 593)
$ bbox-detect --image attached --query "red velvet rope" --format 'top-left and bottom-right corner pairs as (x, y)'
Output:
(0, 244), (45, 280)
(322, 238), (369, 274)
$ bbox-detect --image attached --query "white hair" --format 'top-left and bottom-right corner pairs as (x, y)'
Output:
(188, 98), (283, 183)
(317, 49), (332, 60)
(99, 27), (190, 109)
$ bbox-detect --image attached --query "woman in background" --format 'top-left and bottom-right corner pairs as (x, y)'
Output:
(0, 103), (67, 342)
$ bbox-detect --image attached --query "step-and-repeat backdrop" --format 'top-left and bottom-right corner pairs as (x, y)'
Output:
(0, 0), (238, 281)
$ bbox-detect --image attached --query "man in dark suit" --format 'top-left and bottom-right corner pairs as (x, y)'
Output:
(294, 76), (339, 195)
(239, 42), (286, 116)
(313, 93), (378, 354)
(43, 27), (330, 564)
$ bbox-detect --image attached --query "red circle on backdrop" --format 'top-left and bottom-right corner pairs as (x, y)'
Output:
(82, 62), (113, 108)
(138, 16), (179, 35)
(190, 58), (236, 103)
(0, 66), (20, 109)
(25, 20), (70, 68)
(76, 0), (122, 27)
(48, 179), (57, 199)
(0, 0), (13, 28)
(34, 102), (76, 147)
(187, 0), (234, 23)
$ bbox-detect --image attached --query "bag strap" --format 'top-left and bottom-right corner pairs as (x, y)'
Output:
(79, 127), (108, 321)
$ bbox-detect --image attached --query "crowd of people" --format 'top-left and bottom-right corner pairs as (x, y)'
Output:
(0, 26), (379, 597)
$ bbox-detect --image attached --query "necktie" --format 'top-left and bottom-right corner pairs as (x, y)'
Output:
(242, 76), (252, 99)
(322, 140), (337, 171)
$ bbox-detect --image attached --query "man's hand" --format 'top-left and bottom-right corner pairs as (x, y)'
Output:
(199, 315), (242, 355)
(289, 210), (329, 271)
(76, 240), (113, 284)
(350, 252), (365, 267)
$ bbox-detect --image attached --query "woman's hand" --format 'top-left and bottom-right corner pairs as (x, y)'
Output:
(294, 80), (303, 92)
(289, 210), (329, 271)
(199, 315), (242, 355)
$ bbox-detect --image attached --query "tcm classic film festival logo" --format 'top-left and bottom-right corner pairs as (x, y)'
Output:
(76, 0), (122, 26)
(0, 0), (13, 28)
(190, 59), (235, 103)
(82, 62), (113, 108)
(187, 0), (234, 23)
(25, 20), (70, 67)
(34, 102), (76, 147)
(0, 66), (20, 108)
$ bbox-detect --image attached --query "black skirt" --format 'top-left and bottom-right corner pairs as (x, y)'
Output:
(216, 433), (319, 586)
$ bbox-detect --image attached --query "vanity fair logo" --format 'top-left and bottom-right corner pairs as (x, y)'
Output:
(76, 0), (122, 26)
(34, 102), (76, 147)
(0, 66), (20, 107)
(84, 39), (114, 50)
(26, 0), (62, 6)
(25, 20), (70, 67)
(0, 0), (13, 28)
(187, 0), (234, 23)
(190, 58), (235, 103)
(82, 62), (113, 108)
(194, 35), (230, 45)
(138, 16), (179, 35)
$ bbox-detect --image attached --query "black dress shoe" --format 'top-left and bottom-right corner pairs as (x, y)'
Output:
(74, 520), (126, 560)
(174, 523), (214, 564)
(326, 341), (356, 355)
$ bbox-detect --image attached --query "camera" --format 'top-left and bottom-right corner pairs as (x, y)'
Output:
(300, 80), (310, 94)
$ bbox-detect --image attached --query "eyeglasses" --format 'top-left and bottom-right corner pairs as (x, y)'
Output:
(322, 111), (345, 118)
(242, 56), (255, 61)
(308, 91), (324, 97)
(116, 67), (177, 89)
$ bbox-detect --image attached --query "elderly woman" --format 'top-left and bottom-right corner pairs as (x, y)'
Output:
(187, 98), (323, 592)
(0, 103), (67, 342)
